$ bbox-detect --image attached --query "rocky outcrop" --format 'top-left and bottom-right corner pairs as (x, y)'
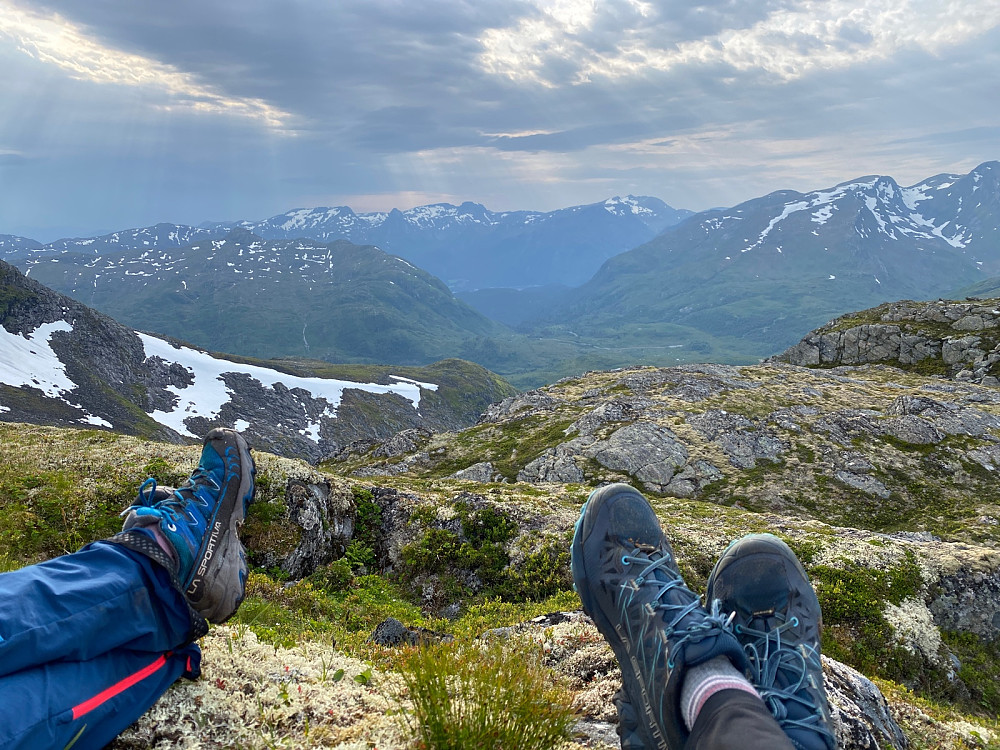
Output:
(238, 453), (357, 578)
(491, 612), (911, 749)
(775, 298), (1000, 385)
(824, 657), (909, 749)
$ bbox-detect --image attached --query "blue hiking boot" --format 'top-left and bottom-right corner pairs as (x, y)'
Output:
(571, 483), (747, 750)
(123, 428), (256, 623)
(706, 534), (836, 750)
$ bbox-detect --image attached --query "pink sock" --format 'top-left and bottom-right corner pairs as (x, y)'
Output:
(680, 655), (760, 731)
(136, 520), (178, 564)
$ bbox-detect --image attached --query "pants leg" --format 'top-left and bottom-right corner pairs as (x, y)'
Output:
(686, 689), (795, 750)
(0, 538), (203, 750)
(0, 644), (200, 750)
(0, 538), (196, 676)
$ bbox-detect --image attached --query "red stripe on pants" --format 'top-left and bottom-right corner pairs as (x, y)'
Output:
(71, 652), (171, 720)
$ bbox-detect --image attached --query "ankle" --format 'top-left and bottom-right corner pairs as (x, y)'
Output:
(681, 655), (760, 731)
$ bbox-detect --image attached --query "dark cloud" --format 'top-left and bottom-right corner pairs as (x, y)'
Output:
(0, 0), (997, 236)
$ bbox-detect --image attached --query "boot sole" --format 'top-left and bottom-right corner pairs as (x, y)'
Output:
(186, 428), (256, 622)
(571, 484), (673, 750)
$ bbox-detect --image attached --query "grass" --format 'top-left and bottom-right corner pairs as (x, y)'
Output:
(233, 566), (582, 661)
(396, 639), (575, 750)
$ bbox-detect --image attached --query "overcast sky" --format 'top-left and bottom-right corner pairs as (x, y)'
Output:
(1, 0), (997, 241)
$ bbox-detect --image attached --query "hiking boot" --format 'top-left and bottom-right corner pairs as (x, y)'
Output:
(123, 428), (256, 623)
(571, 483), (747, 750)
(706, 534), (836, 750)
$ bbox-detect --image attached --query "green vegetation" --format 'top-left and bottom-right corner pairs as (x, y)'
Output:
(233, 567), (580, 657)
(942, 631), (1000, 716)
(421, 415), (581, 481)
(343, 486), (383, 571)
(3, 382), (1000, 746)
(0, 264), (32, 317)
(397, 639), (575, 750)
(810, 551), (970, 707)
(396, 499), (575, 606)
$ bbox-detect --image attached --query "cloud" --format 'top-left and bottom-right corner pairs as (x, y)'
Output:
(0, 151), (27, 165)
(0, 2), (294, 129)
(479, 0), (1000, 84)
(0, 0), (996, 236)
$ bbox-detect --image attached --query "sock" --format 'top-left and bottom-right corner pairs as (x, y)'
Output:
(127, 515), (179, 564)
(146, 523), (179, 564)
(680, 655), (761, 731)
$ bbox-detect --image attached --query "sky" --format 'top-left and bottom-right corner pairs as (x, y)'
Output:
(0, 0), (997, 242)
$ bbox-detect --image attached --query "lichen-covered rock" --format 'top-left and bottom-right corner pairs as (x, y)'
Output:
(518, 442), (589, 483)
(373, 428), (431, 459)
(824, 656), (909, 749)
(279, 478), (355, 578)
(584, 422), (689, 491)
(452, 460), (503, 483)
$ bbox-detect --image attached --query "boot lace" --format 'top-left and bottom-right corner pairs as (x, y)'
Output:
(622, 548), (733, 667)
(735, 613), (836, 743)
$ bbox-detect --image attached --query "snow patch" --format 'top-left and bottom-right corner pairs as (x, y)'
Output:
(0, 321), (76, 396)
(0, 320), (112, 425)
(140, 335), (438, 440)
(745, 201), (809, 252)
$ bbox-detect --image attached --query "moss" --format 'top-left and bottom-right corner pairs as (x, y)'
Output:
(0, 468), (125, 560)
(415, 413), (582, 481)
(879, 433), (939, 456)
(795, 444), (817, 464)
(942, 631), (1000, 717)
(141, 456), (190, 487)
(781, 536), (824, 566)
(499, 532), (574, 601)
(811, 551), (950, 696)
(397, 501), (573, 605)
(343, 486), (383, 571)
(243, 490), (299, 561)
(906, 356), (951, 377)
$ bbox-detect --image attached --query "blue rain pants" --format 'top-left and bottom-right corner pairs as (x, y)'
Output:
(0, 538), (201, 750)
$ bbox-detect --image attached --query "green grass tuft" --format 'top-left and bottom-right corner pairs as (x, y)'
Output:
(397, 639), (575, 750)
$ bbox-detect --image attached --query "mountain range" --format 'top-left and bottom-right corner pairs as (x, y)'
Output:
(526, 161), (1000, 356)
(16, 230), (509, 366)
(2, 162), (998, 387)
(1, 195), (690, 292)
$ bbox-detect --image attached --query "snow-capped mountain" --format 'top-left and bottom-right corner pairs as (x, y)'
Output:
(3, 196), (692, 292)
(224, 195), (689, 289)
(532, 161), (1000, 356)
(0, 234), (42, 259)
(0, 259), (515, 461)
(4, 162), (997, 384)
(680, 161), (999, 271)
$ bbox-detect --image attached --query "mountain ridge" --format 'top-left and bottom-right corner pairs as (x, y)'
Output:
(525, 161), (1000, 359)
(0, 259), (516, 461)
(3, 195), (693, 291)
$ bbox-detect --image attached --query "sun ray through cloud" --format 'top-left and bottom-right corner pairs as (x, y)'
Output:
(0, 1), (294, 130)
